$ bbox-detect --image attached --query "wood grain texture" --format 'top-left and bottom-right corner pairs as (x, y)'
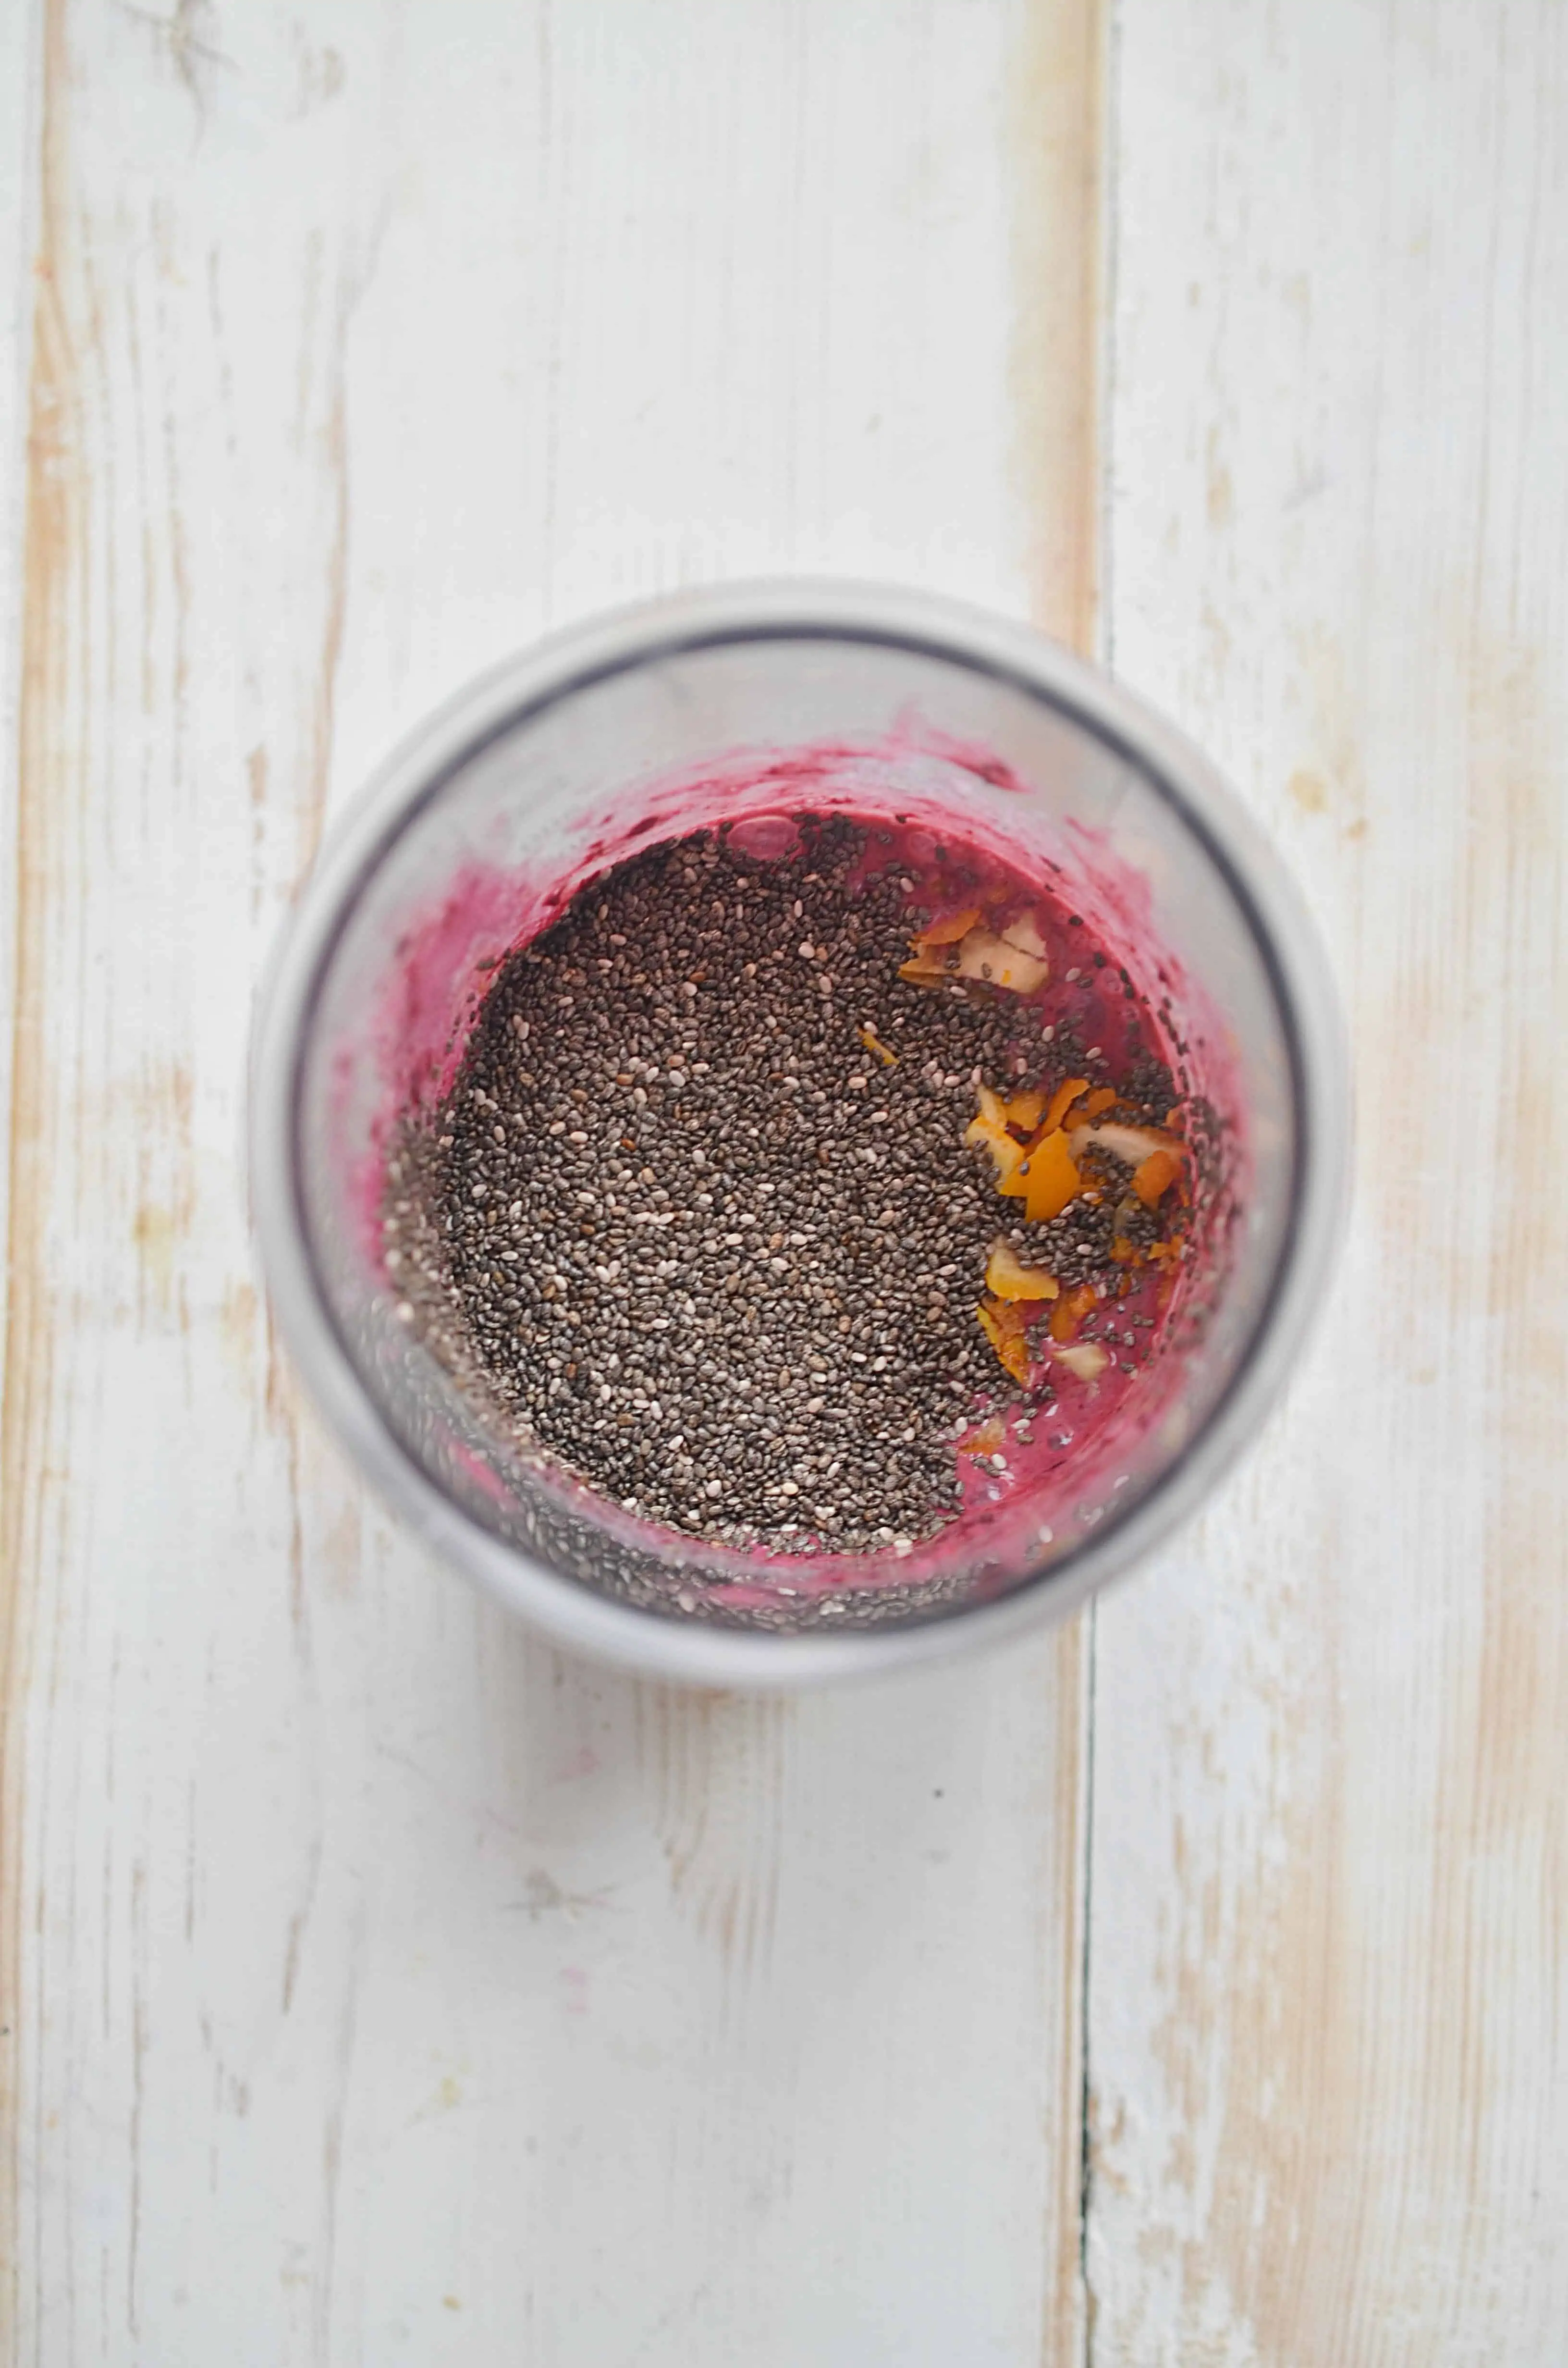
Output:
(0, 0), (38, 1366)
(16, 1), (1564, 2360)
(0, 2), (42, 2350)
(1087, 4), (1568, 2361)
(0, 3), (1101, 2362)
(1008, 0), (1103, 654)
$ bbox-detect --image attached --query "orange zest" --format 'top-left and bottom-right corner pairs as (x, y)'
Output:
(1133, 1147), (1181, 1207)
(964, 1109), (1028, 1188)
(1001, 1085), (1047, 1132)
(977, 1295), (1031, 1385)
(1041, 1075), (1091, 1135)
(904, 915), (1050, 996)
(911, 904), (984, 951)
(954, 1041), (1192, 1394)
(1021, 1127), (1081, 1224)
(984, 1237), (1060, 1301)
(1049, 1281), (1098, 1343)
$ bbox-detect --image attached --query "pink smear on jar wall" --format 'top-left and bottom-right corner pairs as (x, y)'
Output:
(352, 724), (1247, 1594)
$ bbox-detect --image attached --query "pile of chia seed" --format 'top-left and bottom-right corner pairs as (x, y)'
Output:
(383, 817), (1176, 1557)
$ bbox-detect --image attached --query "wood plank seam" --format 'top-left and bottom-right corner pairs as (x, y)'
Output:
(1008, 1), (1110, 2356)
(1, 3), (65, 2354)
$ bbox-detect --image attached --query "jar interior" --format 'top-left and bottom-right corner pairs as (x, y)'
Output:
(293, 630), (1299, 1632)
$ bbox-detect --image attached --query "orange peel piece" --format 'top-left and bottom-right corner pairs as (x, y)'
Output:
(904, 910), (1049, 995)
(1083, 1086), (1118, 1118)
(1049, 1281), (1099, 1344)
(1133, 1147), (1181, 1207)
(977, 1296), (1031, 1385)
(1042, 1076), (1091, 1135)
(1002, 1085), (1047, 1133)
(1022, 1127), (1082, 1224)
(858, 1023), (899, 1067)
(911, 904), (984, 951)
(964, 1113), (1028, 1188)
(985, 1237), (1060, 1302)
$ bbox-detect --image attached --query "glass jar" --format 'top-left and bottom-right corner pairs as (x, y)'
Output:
(250, 581), (1346, 1685)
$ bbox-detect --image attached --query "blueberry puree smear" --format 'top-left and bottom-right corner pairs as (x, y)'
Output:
(384, 814), (1194, 1558)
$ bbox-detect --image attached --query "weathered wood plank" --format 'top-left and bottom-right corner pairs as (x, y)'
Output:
(1, 4), (1103, 2360)
(1090, 4), (1568, 2359)
(0, 5), (44, 2353)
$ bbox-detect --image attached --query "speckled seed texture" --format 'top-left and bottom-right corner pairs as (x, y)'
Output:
(389, 818), (1174, 1555)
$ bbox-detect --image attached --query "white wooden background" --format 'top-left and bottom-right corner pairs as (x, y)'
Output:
(0, 3), (1563, 2362)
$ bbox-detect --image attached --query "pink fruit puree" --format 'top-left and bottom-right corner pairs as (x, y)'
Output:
(357, 727), (1243, 1607)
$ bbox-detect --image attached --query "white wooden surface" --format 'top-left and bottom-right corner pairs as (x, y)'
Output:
(1090, 8), (1568, 2360)
(0, 4), (1563, 2364)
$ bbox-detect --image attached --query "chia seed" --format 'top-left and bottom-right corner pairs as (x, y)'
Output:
(382, 816), (1191, 1565)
